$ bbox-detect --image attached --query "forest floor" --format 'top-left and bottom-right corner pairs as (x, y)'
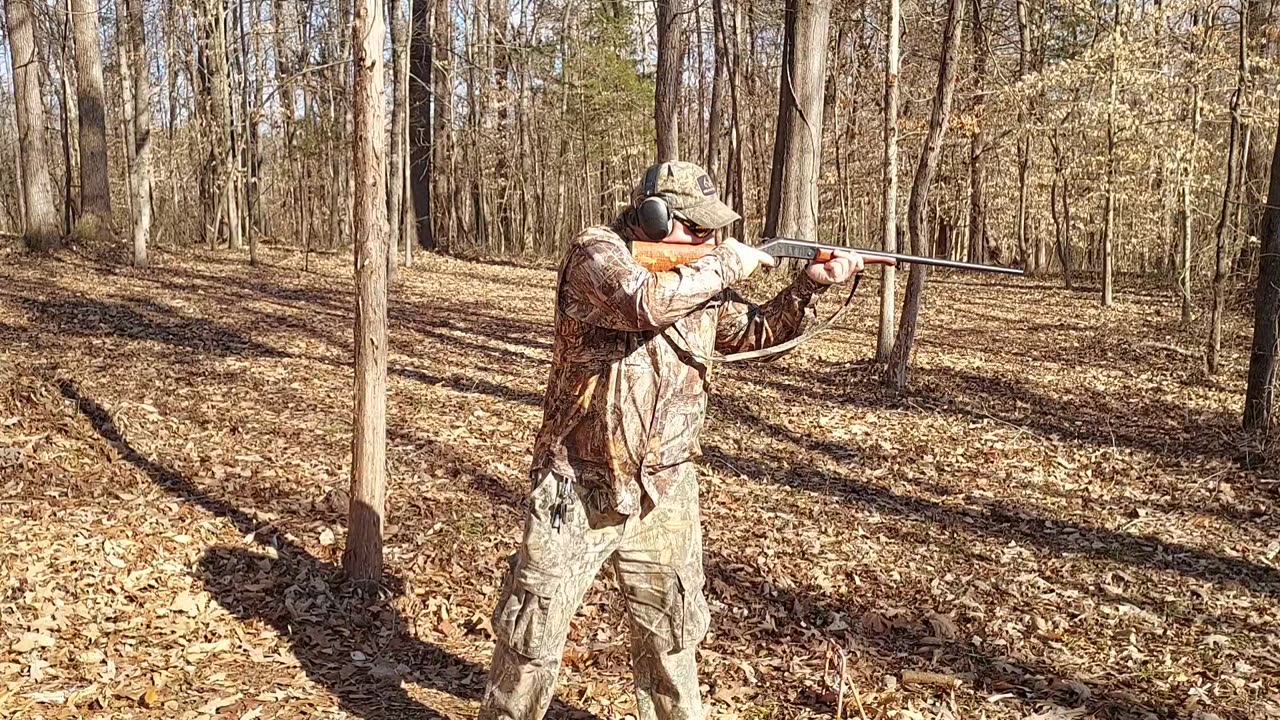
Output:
(1, 245), (1278, 720)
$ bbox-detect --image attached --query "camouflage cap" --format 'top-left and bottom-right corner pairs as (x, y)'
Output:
(633, 161), (740, 230)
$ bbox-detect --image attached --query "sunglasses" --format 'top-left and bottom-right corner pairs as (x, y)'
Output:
(680, 219), (716, 240)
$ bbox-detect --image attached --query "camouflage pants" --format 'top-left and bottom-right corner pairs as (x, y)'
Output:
(478, 463), (710, 720)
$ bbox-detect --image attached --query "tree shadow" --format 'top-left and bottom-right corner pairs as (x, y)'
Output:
(54, 378), (596, 720)
(7, 291), (290, 359)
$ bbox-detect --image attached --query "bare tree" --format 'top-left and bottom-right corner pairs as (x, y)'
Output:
(655, 0), (686, 161)
(764, 0), (833, 241)
(5, 0), (61, 250)
(1244, 105), (1280, 431)
(387, 0), (409, 278)
(1210, 4), (1248, 375)
(70, 0), (113, 237)
(345, 0), (390, 584)
(120, 0), (152, 265)
(877, 0), (901, 362)
(884, 0), (965, 391)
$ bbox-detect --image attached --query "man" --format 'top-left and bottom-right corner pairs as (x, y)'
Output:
(479, 160), (865, 720)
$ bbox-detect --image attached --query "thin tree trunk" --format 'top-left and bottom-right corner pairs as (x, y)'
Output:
(706, 0), (728, 178)
(884, 0), (964, 390)
(121, 0), (152, 266)
(877, 0), (900, 362)
(655, 0), (686, 161)
(70, 0), (113, 236)
(966, 0), (989, 265)
(1210, 5), (1248, 375)
(1183, 84), (1200, 324)
(432, 0), (452, 250)
(346, 0), (390, 585)
(1015, 0), (1031, 272)
(5, 0), (61, 250)
(387, 0), (407, 279)
(1244, 105), (1280, 431)
(1102, 0), (1119, 307)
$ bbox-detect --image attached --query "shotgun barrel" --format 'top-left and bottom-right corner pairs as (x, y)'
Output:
(760, 237), (1025, 276)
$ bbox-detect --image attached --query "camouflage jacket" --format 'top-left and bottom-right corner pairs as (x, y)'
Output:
(530, 224), (830, 515)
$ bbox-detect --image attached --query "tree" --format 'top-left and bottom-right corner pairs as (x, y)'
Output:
(884, 0), (964, 391)
(966, 0), (990, 266)
(120, 0), (152, 266)
(5, 0), (61, 250)
(1210, 4), (1248, 375)
(70, 0), (113, 237)
(655, 0), (686, 161)
(387, 0), (409, 278)
(1244, 105), (1280, 432)
(345, 0), (390, 584)
(764, 0), (833, 241)
(877, 0), (900, 362)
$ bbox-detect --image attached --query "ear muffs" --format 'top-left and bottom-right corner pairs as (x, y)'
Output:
(635, 164), (673, 241)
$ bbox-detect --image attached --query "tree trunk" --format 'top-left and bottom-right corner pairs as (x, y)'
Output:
(409, 0), (434, 250)
(884, 0), (964, 391)
(655, 0), (686, 161)
(1210, 6), (1248, 375)
(1102, 0), (1119, 307)
(432, 0), (452, 250)
(122, 0), (152, 266)
(966, 0), (989, 266)
(764, 0), (833, 241)
(1183, 84), (1200, 324)
(877, 0), (900, 362)
(70, 0), (113, 236)
(1015, 0), (1031, 272)
(1244, 105), (1280, 431)
(706, 0), (728, 179)
(346, 0), (390, 585)
(5, 0), (61, 250)
(387, 0), (408, 280)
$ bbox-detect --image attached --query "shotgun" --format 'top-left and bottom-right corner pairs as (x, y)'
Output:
(629, 236), (1025, 276)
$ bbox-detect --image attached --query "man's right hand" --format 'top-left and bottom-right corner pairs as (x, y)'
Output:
(720, 238), (778, 278)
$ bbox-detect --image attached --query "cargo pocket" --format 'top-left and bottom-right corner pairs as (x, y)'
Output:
(492, 559), (561, 660)
(675, 562), (711, 651)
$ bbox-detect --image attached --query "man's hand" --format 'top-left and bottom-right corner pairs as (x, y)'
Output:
(720, 238), (778, 278)
(805, 249), (865, 285)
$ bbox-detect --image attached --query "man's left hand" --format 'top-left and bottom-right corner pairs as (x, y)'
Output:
(805, 250), (865, 285)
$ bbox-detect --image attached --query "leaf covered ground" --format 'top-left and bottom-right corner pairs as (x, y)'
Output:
(1, 247), (1278, 720)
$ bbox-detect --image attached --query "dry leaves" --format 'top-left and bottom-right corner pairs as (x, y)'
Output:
(0, 248), (1277, 719)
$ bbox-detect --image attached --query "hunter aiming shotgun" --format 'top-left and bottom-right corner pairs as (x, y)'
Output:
(628, 236), (1026, 275)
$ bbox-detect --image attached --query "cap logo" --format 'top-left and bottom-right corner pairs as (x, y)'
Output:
(696, 175), (716, 197)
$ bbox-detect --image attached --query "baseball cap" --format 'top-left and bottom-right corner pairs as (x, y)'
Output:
(633, 161), (741, 230)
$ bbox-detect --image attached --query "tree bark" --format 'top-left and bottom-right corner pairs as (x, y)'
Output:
(877, 0), (900, 362)
(655, 0), (686, 161)
(1244, 106), (1280, 431)
(966, 0), (989, 266)
(121, 0), (152, 266)
(432, 0), (452, 250)
(1015, 0), (1031, 272)
(764, 0), (832, 241)
(884, 0), (964, 390)
(387, 0), (408, 279)
(1102, 0), (1119, 307)
(1183, 84), (1200, 324)
(70, 0), (113, 235)
(346, 0), (390, 585)
(1210, 6), (1248, 375)
(5, 0), (61, 250)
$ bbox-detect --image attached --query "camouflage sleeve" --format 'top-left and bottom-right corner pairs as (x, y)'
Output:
(714, 272), (831, 354)
(559, 231), (745, 331)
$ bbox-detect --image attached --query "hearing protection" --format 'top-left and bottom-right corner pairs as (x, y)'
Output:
(635, 164), (674, 241)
